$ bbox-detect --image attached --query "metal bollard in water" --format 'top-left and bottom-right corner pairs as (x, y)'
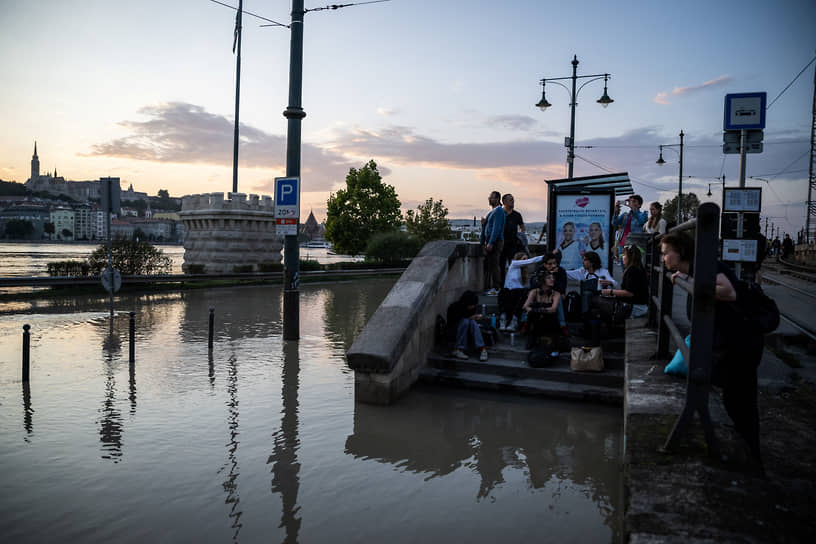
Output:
(208, 307), (215, 350)
(129, 312), (136, 363)
(22, 324), (30, 382)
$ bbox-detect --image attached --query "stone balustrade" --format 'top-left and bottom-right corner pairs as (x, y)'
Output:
(180, 192), (282, 274)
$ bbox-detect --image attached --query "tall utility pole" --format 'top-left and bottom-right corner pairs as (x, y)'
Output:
(283, 0), (306, 341)
(807, 60), (816, 243)
(231, 0), (244, 194)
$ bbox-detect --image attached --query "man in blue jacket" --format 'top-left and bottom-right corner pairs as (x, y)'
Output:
(481, 190), (505, 295)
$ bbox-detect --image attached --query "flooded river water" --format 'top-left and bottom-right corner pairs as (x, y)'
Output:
(0, 275), (622, 542)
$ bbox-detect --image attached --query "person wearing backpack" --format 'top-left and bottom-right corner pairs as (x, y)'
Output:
(661, 232), (765, 469)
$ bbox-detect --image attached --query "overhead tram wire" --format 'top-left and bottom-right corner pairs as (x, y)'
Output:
(574, 153), (664, 191)
(767, 53), (816, 110)
(208, 0), (289, 27)
(304, 0), (392, 13)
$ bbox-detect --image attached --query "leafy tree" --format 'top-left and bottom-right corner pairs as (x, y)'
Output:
(663, 192), (701, 224)
(61, 228), (73, 239)
(87, 239), (172, 275)
(44, 222), (56, 238)
(157, 189), (170, 200)
(3, 219), (34, 239)
(405, 198), (454, 245)
(133, 227), (146, 241)
(324, 160), (402, 255)
(365, 231), (422, 264)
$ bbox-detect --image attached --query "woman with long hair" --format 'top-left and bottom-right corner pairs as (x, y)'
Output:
(497, 251), (544, 332)
(644, 201), (667, 234)
(584, 221), (605, 250)
(522, 269), (562, 348)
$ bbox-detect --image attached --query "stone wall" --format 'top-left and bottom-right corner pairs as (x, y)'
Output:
(794, 243), (816, 266)
(346, 240), (484, 404)
(180, 192), (282, 274)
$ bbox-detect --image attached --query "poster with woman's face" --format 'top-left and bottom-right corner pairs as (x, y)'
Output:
(554, 194), (612, 270)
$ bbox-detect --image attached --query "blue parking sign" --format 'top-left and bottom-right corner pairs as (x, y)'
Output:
(276, 177), (299, 206)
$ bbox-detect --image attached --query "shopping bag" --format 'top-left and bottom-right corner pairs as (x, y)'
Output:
(570, 346), (604, 372)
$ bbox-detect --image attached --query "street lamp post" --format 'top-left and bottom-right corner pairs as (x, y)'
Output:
(656, 130), (685, 223)
(536, 55), (613, 179)
(707, 175), (726, 197)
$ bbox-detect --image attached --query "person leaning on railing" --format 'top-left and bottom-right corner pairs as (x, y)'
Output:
(660, 232), (765, 470)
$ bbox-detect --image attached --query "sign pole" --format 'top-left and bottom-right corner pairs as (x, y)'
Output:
(735, 128), (748, 278)
(282, 0), (305, 341)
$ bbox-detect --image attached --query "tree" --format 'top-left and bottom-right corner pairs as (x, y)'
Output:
(405, 198), (454, 245)
(87, 239), (172, 275)
(663, 192), (701, 224)
(365, 231), (422, 264)
(44, 222), (56, 238)
(324, 160), (402, 255)
(157, 189), (170, 200)
(61, 228), (73, 239)
(3, 219), (34, 239)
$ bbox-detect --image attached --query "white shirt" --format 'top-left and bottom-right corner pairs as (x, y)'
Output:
(644, 218), (667, 234)
(565, 266), (617, 289)
(504, 255), (544, 289)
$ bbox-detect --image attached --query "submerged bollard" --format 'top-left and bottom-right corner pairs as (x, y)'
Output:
(208, 307), (215, 351)
(129, 312), (136, 363)
(22, 324), (30, 382)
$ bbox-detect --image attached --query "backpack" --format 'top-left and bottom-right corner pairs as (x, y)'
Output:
(528, 347), (555, 368)
(734, 280), (780, 334)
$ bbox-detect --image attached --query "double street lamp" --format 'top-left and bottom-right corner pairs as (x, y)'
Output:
(536, 55), (613, 179)
(656, 130), (685, 223)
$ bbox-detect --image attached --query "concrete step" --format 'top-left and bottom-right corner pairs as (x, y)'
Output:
(427, 351), (624, 388)
(418, 367), (622, 405)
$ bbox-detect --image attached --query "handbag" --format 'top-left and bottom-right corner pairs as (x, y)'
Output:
(570, 346), (604, 372)
(611, 299), (633, 323)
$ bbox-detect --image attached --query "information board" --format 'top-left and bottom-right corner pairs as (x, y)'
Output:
(722, 239), (758, 262)
(723, 188), (761, 212)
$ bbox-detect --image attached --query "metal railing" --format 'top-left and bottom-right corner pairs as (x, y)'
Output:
(645, 202), (721, 455)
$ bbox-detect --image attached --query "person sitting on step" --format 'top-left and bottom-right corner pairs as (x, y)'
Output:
(498, 251), (544, 332)
(446, 290), (489, 361)
(522, 269), (562, 349)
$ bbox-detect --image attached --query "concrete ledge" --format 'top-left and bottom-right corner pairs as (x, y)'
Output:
(347, 240), (483, 404)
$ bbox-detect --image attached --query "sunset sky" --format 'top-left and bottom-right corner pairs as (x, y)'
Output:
(1, 0), (814, 235)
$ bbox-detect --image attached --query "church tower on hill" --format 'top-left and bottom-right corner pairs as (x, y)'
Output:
(31, 141), (40, 180)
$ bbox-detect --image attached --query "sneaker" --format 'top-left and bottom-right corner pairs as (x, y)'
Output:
(499, 315), (507, 331)
(479, 349), (488, 361)
(550, 351), (559, 358)
(507, 316), (519, 332)
(485, 288), (499, 296)
(452, 349), (469, 360)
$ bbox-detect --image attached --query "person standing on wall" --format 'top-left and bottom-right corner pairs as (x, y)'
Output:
(500, 193), (525, 284)
(481, 190), (505, 295)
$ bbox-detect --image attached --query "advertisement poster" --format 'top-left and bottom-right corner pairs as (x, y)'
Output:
(553, 193), (613, 271)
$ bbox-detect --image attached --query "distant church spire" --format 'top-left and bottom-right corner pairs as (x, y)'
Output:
(30, 141), (40, 180)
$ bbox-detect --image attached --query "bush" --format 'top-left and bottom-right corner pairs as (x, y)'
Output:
(47, 260), (90, 277)
(186, 264), (206, 274)
(233, 264), (254, 273)
(299, 259), (323, 271)
(87, 239), (172, 275)
(364, 230), (421, 265)
(257, 262), (283, 273)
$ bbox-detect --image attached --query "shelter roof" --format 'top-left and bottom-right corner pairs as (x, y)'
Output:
(545, 172), (633, 196)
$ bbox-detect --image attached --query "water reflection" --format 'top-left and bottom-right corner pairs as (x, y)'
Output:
(267, 340), (301, 543)
(321, 279), (395, 351)
(22, 382), (33, 440)
(98, 352), (124, 462)
(181, 286), (283, 343)
(218, 354), (243, 540)
(128, 359), (137, 415)
(346, 387), (622, 538)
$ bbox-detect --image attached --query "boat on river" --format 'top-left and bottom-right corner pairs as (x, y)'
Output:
(303, 240), (332, 249)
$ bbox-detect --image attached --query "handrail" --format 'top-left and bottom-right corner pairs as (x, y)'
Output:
(645, 203), (721, 456)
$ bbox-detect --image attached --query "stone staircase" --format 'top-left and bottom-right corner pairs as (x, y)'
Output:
(419, 294), (625, 405)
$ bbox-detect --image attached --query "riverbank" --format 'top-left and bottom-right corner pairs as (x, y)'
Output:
(623, 317), (816, 541)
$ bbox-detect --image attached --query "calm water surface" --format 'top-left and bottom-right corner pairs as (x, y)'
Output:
(0, 279), (622, 542)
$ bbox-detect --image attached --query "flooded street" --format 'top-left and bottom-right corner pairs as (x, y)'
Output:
(0, 279), (622, 542)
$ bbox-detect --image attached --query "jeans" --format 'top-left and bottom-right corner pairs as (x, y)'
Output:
(456, 318), (485, 350)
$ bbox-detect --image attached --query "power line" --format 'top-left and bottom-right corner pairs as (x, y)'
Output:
(305, 0), (392, 13)
(208, 0), (289, 28)
(574, 154), (664, 191)
(767, 53), (816, 110)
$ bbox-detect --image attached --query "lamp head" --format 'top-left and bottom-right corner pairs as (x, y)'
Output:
(656, 147), (665, 165)
(597, 75), (613, 108)
(536, 82), (551, 111)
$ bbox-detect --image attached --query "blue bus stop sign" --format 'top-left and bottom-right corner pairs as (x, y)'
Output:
(724, 92), (766, 130)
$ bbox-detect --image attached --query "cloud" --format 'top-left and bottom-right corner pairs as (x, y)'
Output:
(377, 106), (398, 116)
(86, 102), (360, 191)
(485, 115), (538, 132)
(653, 75), (732, 104)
